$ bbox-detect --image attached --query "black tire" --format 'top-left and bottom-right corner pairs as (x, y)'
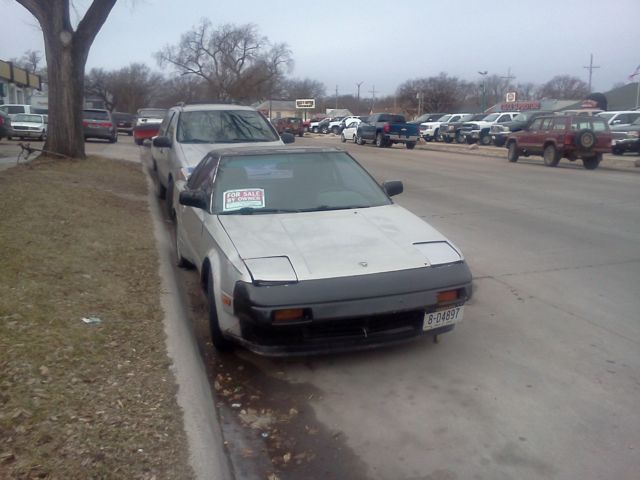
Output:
(455, 132), (465, 144)
(406, 141), (416, 150)
(340, 133), (346, 143)
(331, 126), (340, 134)
(155, 176), (166, 199)
(507, 142), (519, 162)
(493, 137), (506, 147)
(611, 146), (623, 156)
(135, 138), (143, 145)
(576, 129), (596, 149)
(443, 135), (453, 143)
(543, 144), (560, 167)
(479, 132), (492, 146)
(424, 136), (433, 142)
(298, 131), (303, 137)
(321, 126), (329, 134)
(583, 153), (601, 170)
(207, 270), (234, 351)
(466, 136), (475, 145)
(376, 132), (386, 148)
(166, 178), (175, 220)
(312, 127), (319, 133)
(433, 128), (440, 141)
(356, 135), (365, 145)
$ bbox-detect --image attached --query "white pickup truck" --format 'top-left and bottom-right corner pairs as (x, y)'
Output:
(459, 112), (517, 145)
(419, 113), (469, 142)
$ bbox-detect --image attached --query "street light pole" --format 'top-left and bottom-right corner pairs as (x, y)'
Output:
(478, 71), (488, 112)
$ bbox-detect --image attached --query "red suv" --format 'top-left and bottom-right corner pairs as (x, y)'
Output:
(506, 115), (611, 170)
(271, 117), (304, 137)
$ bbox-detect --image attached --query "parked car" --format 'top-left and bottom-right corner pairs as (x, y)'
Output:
(460, 112), (518, 145)
(82, 108), (117, 143)
(439, 113), (477, 143)
(151, 103), (293, 219)
(0, 104), (46, 118)
(133, 108), (167, 145)
(356, 113), (420, 149)
(313, 118), (332, 134)
(340, 120), (361, 143)
(327, 117), (346, 134)
(610, 116), (640, 155)
(597, 111), (640, 128)
(175, 145), (473, 354)
(408, 113), (447, 125)
(112, 112), (135, 136)
(8, 113), (47, 140)
(272, 117), (305, 137)
(505, 114), (612, 169)
(0, 110), (13, 140)
(419, 114), (453, 142)
(490, 110), (553, 147)
(309, 117), (328, 133)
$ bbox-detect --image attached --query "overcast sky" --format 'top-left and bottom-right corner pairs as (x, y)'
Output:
(1, 0), (639, 97)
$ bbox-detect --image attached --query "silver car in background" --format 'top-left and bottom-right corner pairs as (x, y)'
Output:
(8, 113), (47, 140)
(175, 146), (473, 355)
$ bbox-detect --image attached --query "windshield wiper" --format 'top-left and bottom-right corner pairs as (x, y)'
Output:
(300, 205), (371, 212)
(220, 207), (301, 215)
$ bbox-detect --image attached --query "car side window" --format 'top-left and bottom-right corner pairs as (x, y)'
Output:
(187, 154), (219, 191)
(540, 118), (553, 130)
(167, 113), (179, 140)
(498, 115), (511, 123)
(552, 119), (566, 131)
(529, 119), (543, 130)
(158, 112), (174, 136)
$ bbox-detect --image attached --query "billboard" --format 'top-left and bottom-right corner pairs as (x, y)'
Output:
(295, 98), (315, 109)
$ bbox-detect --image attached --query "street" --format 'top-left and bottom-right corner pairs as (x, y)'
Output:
(5, 135), (638, 479)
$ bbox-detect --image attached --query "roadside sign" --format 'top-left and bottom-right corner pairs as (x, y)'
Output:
(295, 99), (315, 109)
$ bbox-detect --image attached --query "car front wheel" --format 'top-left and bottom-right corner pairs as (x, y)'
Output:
(376, 132), (386, 148)
(340, 133), (346, 143)
(543, 144), (560, 167)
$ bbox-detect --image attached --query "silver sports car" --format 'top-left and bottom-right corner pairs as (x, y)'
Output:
(175, 146), (472, 355)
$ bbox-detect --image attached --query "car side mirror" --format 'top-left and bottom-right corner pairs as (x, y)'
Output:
(153, 136), (171, 148)
(179, 190), (208, 210)
(281, 132), (295, 144)
(383, 180), (403, 197)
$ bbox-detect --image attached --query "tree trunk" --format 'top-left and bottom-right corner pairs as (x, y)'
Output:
(15, 0), (117, 159)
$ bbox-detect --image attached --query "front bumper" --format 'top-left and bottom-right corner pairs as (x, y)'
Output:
(612, 138), (640, 153)
(231, 262), (472, 355)
(10, 128), (44, 138)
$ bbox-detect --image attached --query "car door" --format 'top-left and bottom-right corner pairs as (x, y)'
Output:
(519, 117), (543, 151)
(153, 111), (175, 186)
(179, 154), (219, 263)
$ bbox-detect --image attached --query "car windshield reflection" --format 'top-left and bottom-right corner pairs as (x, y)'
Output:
(212, 151), (391, 214)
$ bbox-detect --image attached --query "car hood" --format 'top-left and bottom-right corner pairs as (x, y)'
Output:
(218, 204), (461, 281)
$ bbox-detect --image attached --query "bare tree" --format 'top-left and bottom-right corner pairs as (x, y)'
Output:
(279, 78), (326, 100)
(15, 0), (117, 159)
(20, 49), (43, 73)
(156, 19), (293, 103)
(537, 75), (589, 100)
(397, 73), (471, 115)
(111, 63), (164, 113)
(85, 68), (117, 111)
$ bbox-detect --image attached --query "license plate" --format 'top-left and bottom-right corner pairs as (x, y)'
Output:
(423, 306), (464, 331)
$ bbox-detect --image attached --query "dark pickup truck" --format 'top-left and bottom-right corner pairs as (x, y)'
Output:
(356, 113), (420, 149)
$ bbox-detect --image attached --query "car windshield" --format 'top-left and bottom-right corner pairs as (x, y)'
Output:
(138, 109), (166, 118)
(177, 110), (279, 144)
(482, 113), (500, 122)
(13, 114), (41, 123)
(213, 151), (392, 214)
(513, 112), (532, 122)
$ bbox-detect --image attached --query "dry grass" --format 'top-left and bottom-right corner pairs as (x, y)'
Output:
(0, 157), (193, 479)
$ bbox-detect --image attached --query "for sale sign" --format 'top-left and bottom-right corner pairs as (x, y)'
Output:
(223, 189), (265, 211)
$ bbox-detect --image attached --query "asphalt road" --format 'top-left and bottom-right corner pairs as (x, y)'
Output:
(225, 135), (639, 480)
(4, 135), (638, 479)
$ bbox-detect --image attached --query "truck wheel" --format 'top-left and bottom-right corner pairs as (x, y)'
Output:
(480, 133), (492, 146)
(207, 270), (234, 352)
(576, 129), (596, 149)
(455, 132), (465, 144)
(433, 128), (440, 141)
(543, 144), (560, 167)
(406, 141), (416, 150)
(507, 142), (519, 162)
(612, 146), (623, 155)
(582, 153), (601, 170)
(376, 132), (386, 148)
(356, 135), (365, 145)
(443, 136), (453, 143)
(493, 137), (506, 147)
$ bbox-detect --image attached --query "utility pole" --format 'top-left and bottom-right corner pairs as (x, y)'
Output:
(368, 85), (377, 113)
(478, 70), (488, 111)
(356, 81), (364, 104)
(583, 53), (600, 92)
(335, 85), (339, 110)
(501, 67), (515, 93)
